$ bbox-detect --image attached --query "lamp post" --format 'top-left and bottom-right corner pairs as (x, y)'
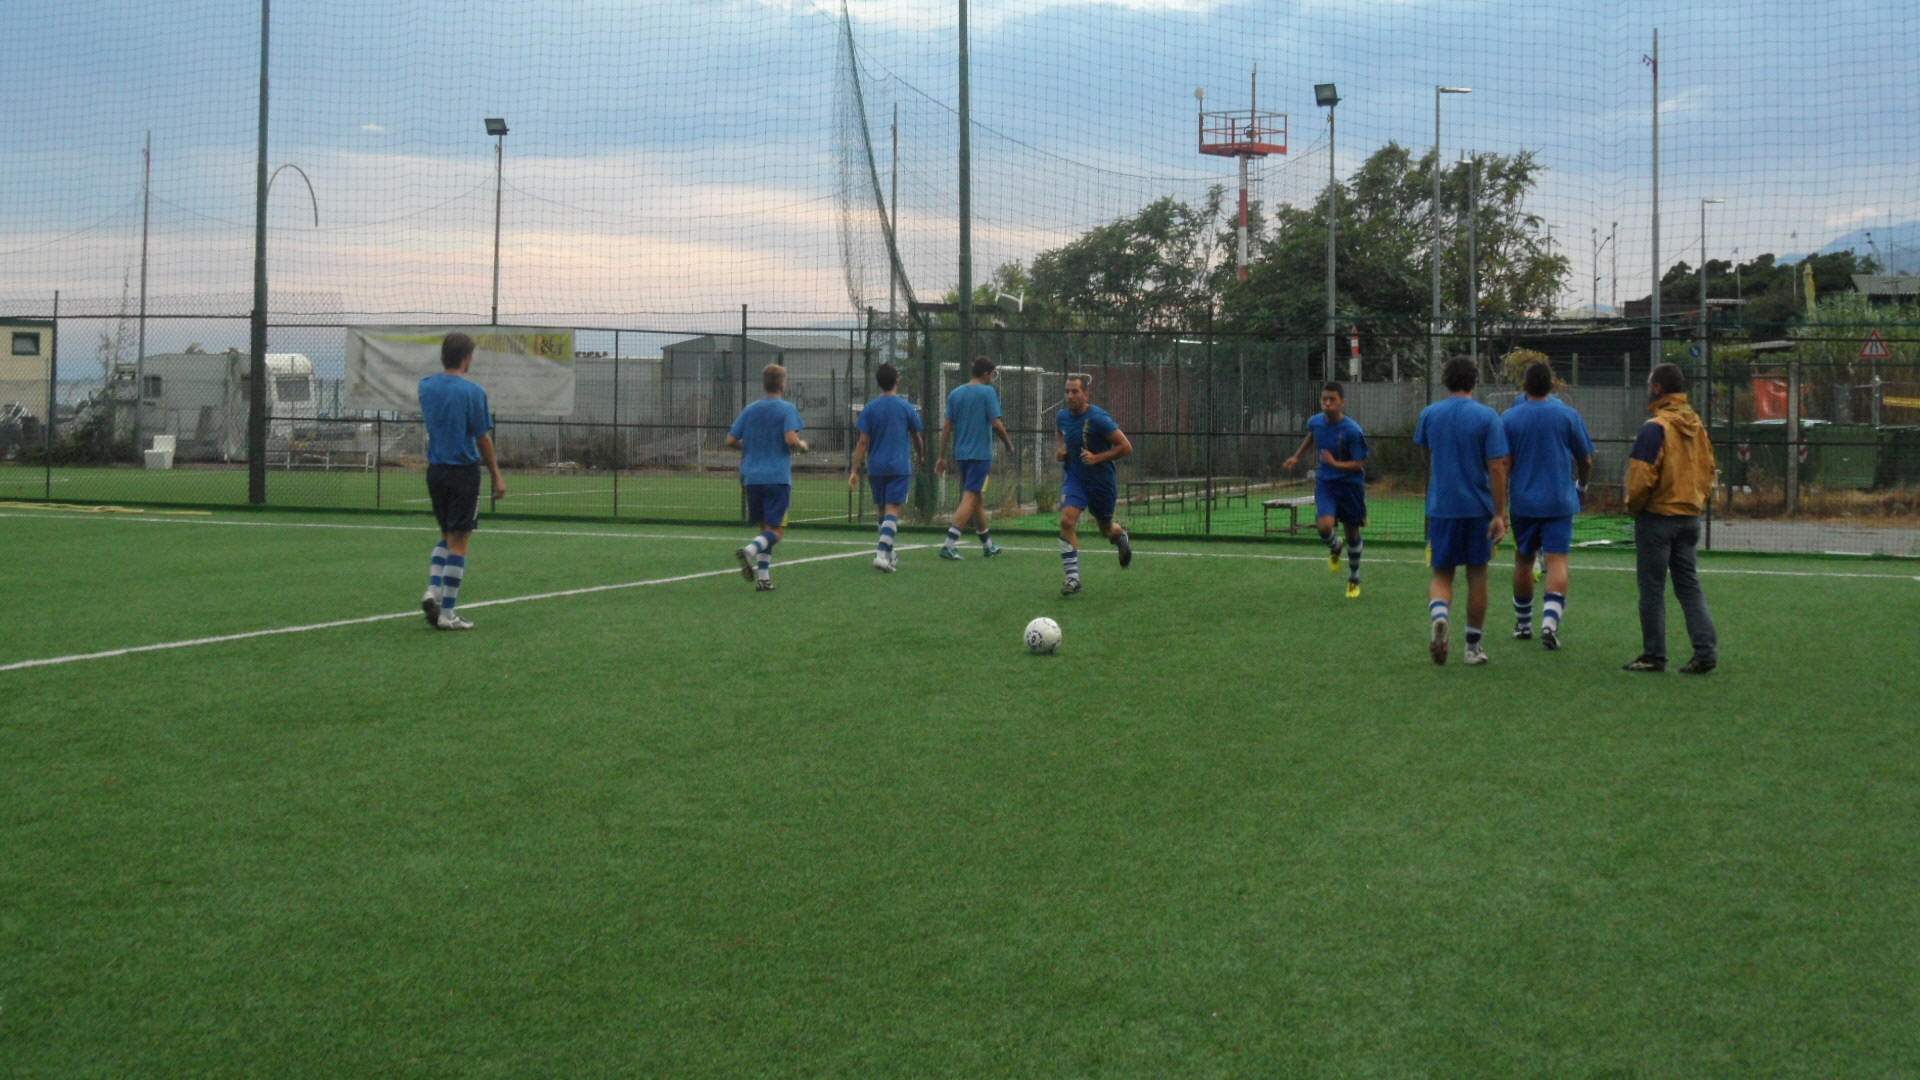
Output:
(1592, 224), (1615, 318)
(1316, 83), (1339, 379)
(1431, 86), (1471, 388)
(485, 117), (508, 325)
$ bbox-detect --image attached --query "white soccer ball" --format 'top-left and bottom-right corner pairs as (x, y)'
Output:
(1024, 617), (1062, 654)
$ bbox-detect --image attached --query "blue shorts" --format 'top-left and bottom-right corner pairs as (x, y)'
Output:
(1061, 473), (1117, 521)
(959, 459), (991, 494)
(1314, 481), (1367, 527)
(1428, 516), (1493, 570)
(868, 474), (910, 507)
(744, 483), (791, 529)
(1511, 514), (1574, 556)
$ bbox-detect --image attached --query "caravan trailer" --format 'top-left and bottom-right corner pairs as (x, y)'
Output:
(135, 351), (318, 461)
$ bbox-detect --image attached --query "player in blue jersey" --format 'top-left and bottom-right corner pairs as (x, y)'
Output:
(1413, 358), (1510, 665)
(1501, 362), (1594, 650)
(1283, 381), (1370, 598)
(934, 356), (1016, 560)
(727, 364), (809, 591)
(1054, 373), (1134, 595)
(417, 332), (507, 631)
(848, 362), (925, 572)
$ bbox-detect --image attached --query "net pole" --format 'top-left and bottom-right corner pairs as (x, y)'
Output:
(613, 331), (621, 517)
(46, 293), (58, 501)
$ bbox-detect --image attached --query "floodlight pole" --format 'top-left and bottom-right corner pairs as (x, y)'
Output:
(248, 0), (270, 505)
(1431, 86), (1470, 389)
(136, 131), (150, 460)
(491, 125), (506, 325)
(1319, 84), (1339, 379)
(957, 0), (973, 366)
(1647, 30), (1661, 366)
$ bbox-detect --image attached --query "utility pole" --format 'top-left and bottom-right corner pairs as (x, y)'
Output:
(1646, 30), (1662, 369)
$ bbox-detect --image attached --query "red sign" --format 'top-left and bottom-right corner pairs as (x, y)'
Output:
(1736, 441), (1751, 463)
(1861, 330), (1891, 360)
(1797, 440), (1809, 464)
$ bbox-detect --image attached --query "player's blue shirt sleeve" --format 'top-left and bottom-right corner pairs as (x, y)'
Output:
(1568, 409), (1595, 459)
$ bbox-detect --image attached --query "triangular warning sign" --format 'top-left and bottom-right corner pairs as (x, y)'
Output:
(1861, 330), (1891, 360)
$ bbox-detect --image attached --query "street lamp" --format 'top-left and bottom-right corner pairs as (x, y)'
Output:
(1316, 83), (1340, 379)
(485, 117), (508, 324)
(1592, 224), (1615, 318)
(1432, 86), (1471, 386)
(1699, 198), (1722, 324)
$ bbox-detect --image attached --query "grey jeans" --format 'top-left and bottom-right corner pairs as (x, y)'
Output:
(1634, 513), (1718, 664)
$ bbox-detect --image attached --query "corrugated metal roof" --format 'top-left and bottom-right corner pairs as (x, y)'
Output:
(663, 333), (862, 353)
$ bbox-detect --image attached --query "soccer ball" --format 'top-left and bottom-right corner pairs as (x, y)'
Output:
(1024, 617), (1062, 654)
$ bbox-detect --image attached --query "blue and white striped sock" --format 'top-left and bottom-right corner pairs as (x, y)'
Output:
(1429, 599), (1449, 625)
(1347, 537), (1363, 581)
(1513, 593), (1533, 632)
(744, 530), (778, 558)
(1059, 538), (1080, 579)
(1543, 591), (1566, 632)
(427, 541), (449, 600)
(440, 555), (467, 613)
(756, 554), (771, 581)
(944, 525), (962, 550)
(877, 514), (898, 554)
(1322, 527), (1342, 554)
(977, 528), (993, 549)
(1466, 626), (1484, 648)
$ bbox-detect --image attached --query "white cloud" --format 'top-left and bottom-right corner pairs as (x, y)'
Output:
(360, 124), (387, 134)
(1825, 206), (1883, 229)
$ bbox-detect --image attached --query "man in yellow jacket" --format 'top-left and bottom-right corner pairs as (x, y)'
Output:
(1623, 363), (1719, 674)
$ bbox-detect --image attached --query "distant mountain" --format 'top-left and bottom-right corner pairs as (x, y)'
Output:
(1802, 221), (1920, 274)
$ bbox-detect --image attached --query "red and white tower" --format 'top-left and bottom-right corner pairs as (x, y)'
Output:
(1198, 68), (1287, 283)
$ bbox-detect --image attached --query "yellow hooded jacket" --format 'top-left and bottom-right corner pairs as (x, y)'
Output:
(1626, 392), (1717, 516)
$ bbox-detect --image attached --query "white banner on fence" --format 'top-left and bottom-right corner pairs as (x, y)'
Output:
(345, 326), (576, 416)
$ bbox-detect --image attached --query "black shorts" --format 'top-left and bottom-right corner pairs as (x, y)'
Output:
(427, 463), (482, 533)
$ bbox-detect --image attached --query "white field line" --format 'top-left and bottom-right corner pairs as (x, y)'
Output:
(2, 508), (1916, 581)
(0, 546), (900, 674)
(401, 487), (618, 503)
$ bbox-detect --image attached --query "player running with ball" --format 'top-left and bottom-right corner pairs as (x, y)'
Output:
(1054, 374), (1133, 595)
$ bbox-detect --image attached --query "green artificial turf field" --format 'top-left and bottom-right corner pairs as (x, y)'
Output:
(4, 504), (1917, 1077)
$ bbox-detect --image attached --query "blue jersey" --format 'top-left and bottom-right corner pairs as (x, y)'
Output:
(946, 382), (1002, 461)
(729, 397), (804, 486)
(1308, 413), (1368, 486)
(857, 393), (922, 477)
(1502, 397), (1595, 518)
(1415, 395), (1510, 519)
(1058, 404), (1121, 488)
(418, 372), (492, 466)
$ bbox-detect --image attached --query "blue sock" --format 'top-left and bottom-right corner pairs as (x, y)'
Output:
(428, 542), (448, 599)
(756, 554), (771, 581)
(1466, 626), (1484, 647)
(1513, 594), (1533, 630)
(1543, 591), (1566, 631)
(878, 514), (898, 554)
(944, 525), (962, 549)
(1059, 538), (1080, 579)
(440, 555), (467, 613)
(977, 528), (993, 549)
(1347, 537), (1363, 580)
(1430, 599), (1449, 625)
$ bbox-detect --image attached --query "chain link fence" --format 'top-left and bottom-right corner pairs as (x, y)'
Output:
(3, 313), (1917, 556)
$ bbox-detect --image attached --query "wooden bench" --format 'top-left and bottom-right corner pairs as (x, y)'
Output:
(1262, 495), (1316, 535)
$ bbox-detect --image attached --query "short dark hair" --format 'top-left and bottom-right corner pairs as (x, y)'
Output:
(1442, 356), (1479, 393)
(1650, 363), (1686, 396)
(1321, 381), (1345, 399)
(762, 363), (786, 393)
(441, 332), (475, 370)
(1065, 373), (1091, 392)
(971, 356), (997, 378)
(875, 362), (898, 391)
(1523, 362), (1554, 398)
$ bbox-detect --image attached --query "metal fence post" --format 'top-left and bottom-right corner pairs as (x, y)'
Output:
(45, 292), (58, 500)
(612, 331), (621, 517)
(374, 414), (383, 508)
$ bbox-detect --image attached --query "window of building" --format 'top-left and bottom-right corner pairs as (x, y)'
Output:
(143, 375), (163, 399)
(275, 376), (311, 403)
(11, 332), (40, 356)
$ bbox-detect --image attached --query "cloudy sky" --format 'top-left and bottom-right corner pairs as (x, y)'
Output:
(3, 0), (1915, 341)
